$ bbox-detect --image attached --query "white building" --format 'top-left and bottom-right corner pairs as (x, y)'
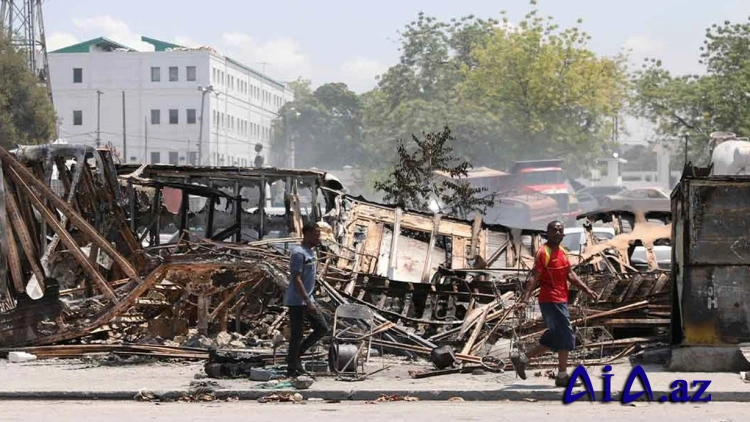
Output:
(48, 36), (294, 167)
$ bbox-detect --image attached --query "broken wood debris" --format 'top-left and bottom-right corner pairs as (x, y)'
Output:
(0, 151), (671, 381)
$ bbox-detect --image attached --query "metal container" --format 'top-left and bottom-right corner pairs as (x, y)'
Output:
(672, 171), (750, 345)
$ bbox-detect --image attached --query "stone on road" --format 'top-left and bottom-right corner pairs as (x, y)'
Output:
(0, 400), (744, 422)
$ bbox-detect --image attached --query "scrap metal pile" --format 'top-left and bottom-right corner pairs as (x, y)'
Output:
(0, 145), (672, 377)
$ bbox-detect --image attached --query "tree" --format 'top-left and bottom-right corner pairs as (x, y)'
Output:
(374, 126), (495, 219)
(362, 13), (500, 168)
(632, 18), (750, 166)
(271, 79), (364, 169)
(0, 32), (56, 149)
(460, 4), (629, 174)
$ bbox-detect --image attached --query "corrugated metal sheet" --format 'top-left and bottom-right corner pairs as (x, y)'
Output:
(674, 175), (750, 345)
(487, 231), (510, 269)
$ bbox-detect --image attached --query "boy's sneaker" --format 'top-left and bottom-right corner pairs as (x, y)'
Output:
(510, 351), (528, 380)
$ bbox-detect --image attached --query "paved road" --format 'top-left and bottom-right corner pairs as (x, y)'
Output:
(0, 400), (743, 421)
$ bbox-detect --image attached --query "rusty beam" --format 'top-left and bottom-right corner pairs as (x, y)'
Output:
(0, 147), (142, 283)
(5, 187), (46, 290)
(9, 168), (117, 300)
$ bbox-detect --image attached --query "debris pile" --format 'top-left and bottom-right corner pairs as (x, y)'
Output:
(0, 145), (672, 379)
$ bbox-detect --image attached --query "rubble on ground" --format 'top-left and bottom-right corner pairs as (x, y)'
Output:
(0, 144), (672, 380)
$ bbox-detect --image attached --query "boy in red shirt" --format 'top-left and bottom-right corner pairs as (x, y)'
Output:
(511, 220), (598, 387)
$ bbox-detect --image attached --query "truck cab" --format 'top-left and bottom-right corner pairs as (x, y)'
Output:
(509, 159), (580, 223)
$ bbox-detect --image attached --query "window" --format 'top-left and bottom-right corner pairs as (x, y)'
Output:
(169, 151), (179, 165)
(186, 66), (196, 81)
(169, 66), (178, 81)
(188, 152), (198, 165)
(151, 67), (160, 82)
(73, 68), (83, 83)
(73, 110), (82, 125)
(187, 108), (196, 124)
(151, 109), (160, 124)
(169, 109), (178, 124)
(150, 152), (160, 164)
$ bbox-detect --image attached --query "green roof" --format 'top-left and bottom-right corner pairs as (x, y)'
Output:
(141, 36), (184, 52)
(50, 37), (135, 53)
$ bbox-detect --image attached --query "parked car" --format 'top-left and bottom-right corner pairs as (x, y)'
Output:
(576, 185), (626, 206)
(561, 227), (671, 271)
(575, 192), (599, 213)
(599, 187), (671, 212)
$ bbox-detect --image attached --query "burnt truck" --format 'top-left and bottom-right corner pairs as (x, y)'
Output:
(505, 159), (581, 222)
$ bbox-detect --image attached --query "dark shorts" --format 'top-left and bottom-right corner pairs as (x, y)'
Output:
(539, 302), (575, 352)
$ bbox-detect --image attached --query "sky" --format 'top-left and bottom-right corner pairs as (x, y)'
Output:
(41, 0), (750, 143)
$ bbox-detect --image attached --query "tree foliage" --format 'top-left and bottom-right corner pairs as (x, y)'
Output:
(461, 6), (629, 173)
(0, 32), (56, 149)
(373, 126), (495, 219)
(271, 79), (364, 169)
(632, 18), (750, 163)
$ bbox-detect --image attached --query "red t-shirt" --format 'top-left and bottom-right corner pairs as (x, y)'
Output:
(533, 245), (571, 303)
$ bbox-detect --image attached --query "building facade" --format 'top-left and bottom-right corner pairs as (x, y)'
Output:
(48, 36), (293, 167)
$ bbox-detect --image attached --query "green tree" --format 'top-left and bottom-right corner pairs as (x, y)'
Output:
(460, 4), (629, 174)
(0, 32), (56, 149)
(362, 13), (500, 167)
(271, 79), (363, 169)
(374, 126), (495, 219)
(632, 18), (750, 164)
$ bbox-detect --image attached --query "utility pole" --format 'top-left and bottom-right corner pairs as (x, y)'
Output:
(144, 116), (148, 163)
(122, 91), (127, 160)
(197, 85), (214, 165)
(96, 90), (103, 147)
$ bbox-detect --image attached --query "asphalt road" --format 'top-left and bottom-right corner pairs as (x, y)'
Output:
(0, 400), (743, 421)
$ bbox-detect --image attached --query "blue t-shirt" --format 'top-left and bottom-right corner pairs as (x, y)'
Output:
(284, 245), (317, 306)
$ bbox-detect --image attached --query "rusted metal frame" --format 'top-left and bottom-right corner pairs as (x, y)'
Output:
(484, 240), (510, 268)
(4, 185), (46, 290)
(30, 161), (49, 253)
(386, 207), (402, 279)
(207, 278), (258, 321)
(23, 263), (171, 347)
(258, 176), (266, 241)
(8, 168), (117, 300)
(53, 157), (73, 202)
(138, 187), (162, 245)
(210, 223), (240, 242)
(420, 213), (442, 283)
(0, 148), (143, 283)
(15, 183), (38, 253)
(233, 181), (242, 243)
(178, 189), (189, 235)
(5, 220), (25, 293)
(205, 194), (216, 239)
(40, 150), (87, 276)
(310, 177), (319, 222)
(470, 215), (481, 260)
(128, 179), (137, 233)
(0, 167), (10, 298)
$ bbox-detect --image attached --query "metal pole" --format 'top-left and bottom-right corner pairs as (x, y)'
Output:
(122, 91), (127, 160)
(197, 89), (206, 165)
(144, 115), (148, 163)
(96, 90), (102, 147)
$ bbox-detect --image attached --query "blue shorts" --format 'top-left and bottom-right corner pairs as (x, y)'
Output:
(539, 302), (575, 352)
